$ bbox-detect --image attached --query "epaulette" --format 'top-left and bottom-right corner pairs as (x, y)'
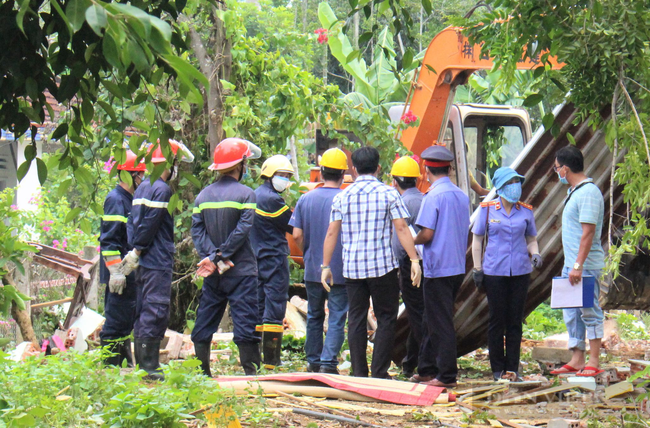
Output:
(518, 202), (533, 210)
(480, 200), (499, 208)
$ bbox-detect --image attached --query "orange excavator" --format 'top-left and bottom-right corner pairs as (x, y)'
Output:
(291, 27), (648, 358)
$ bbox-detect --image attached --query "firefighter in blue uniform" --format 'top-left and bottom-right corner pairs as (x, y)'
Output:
(99, 150), (146, 367)
(250, 155), (295, 368)
(122, 140), (194, 380)
(191, 138), (263, 377)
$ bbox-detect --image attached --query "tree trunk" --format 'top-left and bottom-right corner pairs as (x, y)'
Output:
(11, 301), (37, 345)
(302, 0), (309, 33)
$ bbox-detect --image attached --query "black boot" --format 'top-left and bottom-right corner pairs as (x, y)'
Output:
(100, 339), (121, 366)
(262, 330), (283, 369)
(135, 338), (164, 381)
(194, 342), (212, 377)
(238, 342), (261, 376)
(121, 339), (134, 368)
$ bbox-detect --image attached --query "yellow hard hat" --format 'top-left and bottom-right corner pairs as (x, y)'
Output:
(391, 156), (421, 178)
(260, 155), (295, 178)
(320, 148), (348, 170)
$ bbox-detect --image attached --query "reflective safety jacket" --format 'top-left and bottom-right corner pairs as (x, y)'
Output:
(130, 177), (174, 270)
(99, 185), (133, 284)
(191, 176), (258, 277)
(250, 181), (293, 259)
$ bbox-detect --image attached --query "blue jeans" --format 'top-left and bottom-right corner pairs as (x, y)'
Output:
(304, 281), (348, 369)
(561, 267), (604, 351)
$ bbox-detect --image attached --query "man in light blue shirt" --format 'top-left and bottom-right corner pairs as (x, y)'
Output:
(551, 146), (605, 377)
(413, 145), (470, 388)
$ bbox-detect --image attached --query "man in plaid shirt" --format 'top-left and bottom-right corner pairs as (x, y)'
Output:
(322, 146), (422, 378)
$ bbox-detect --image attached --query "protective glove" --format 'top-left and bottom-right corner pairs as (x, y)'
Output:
(105, 256), (127, 295)
(472, 268), (484, 292)
(531, 254), (543, 269)
(410, 259), (422, 288)
(321, 266), (333, 292)
(196, 257), (217, 278)
(120, 249), (140, 276)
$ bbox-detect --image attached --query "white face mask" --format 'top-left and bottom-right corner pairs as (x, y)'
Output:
(272, 176), (291, 192)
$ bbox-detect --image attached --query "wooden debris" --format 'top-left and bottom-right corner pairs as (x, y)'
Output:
(491, 384), (575, 406)
(289, 296), (308, 317)
(488, 419), (503, 427)
(566, 376), (597, 392)
(547, 419), (581, 428)
(291, 408), (383, 428)
(604, 381), (633, 399)
(628, 359), (650, 376)
(164, 330), (184, 360)
(461, 385), (509, 403)
(275, 390), (359, 420)
(284, 301), (306, 337)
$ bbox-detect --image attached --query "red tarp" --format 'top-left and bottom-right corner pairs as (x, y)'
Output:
(216, 372), (445, 406)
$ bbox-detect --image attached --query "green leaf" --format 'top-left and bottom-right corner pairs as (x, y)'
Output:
(66, 0), (91, 33)
(162, 55), (208, 105)
(220, 79), (236, 91)
(85, 4), (107, 36)
(149, 16), (172, 42)
(57, 178), (72, 198)
(550, 77), (567, 93)
(128, 39), (149, 72)
(402, 47), (414, 69)
(358, 31), (373, 46)
(101, 79), (123, 98)
(50, 0), (73, 38)
(81, 98), (94, 123)
(119, 170), (133, 187)
(168, 193), (179, 214)
(35, 158), (47, 185)
(16, 0), (33, 35)
(64, 207), (82, 223)
(102, 32), (121, 70)
(522, 93), (543, 107)
(97, 100), (117, 121)
(421, 0), (432, 14)
(51, 123), (68, 141)
(566, 132), (576, 145)
(24, 144), (36, 162)
(79, 218), (92, 234)
(181, 172), (201, 188)
(542, 112), (555, 130)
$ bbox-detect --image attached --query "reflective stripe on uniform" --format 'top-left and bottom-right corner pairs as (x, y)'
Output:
(193, 201), (256, 214)
(255, 205), (289, 218)
(263, 324), (284, 333)
(133, 198), (169, 209)
(102, 214), (128, 223)
(102, 250), (121, 256)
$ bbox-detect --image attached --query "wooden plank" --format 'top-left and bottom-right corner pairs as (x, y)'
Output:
(491, 385), (575, 406)
(31, 298), (74, 310)
(604, 381), (633, 399)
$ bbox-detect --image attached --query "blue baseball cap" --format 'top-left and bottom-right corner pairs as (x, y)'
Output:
(492, 167), (525, 190)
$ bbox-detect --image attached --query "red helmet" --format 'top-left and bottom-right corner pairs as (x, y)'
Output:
(209, 138), (261, 171)
(149, 139), (195, 164)
(117, 150), (146, 172)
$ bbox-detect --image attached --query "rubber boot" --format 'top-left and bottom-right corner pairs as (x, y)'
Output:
(194, 342), (212, 377)
(238, 342), (261, 376)
(121, 339), (134, 368)
(100, 339), (121, 366)
(135, 338), (164, 381)
(262, 330), (283, 369)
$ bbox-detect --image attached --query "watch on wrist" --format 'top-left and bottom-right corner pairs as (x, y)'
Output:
(320, 265), (330, 269)
(573, 262), (582, 271)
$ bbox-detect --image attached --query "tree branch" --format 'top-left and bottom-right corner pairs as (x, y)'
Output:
(619, 80), (650, 168)
(179, 15), (212, 78)
(609, 75), (620, 247)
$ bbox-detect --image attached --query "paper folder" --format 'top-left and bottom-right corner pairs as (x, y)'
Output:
(550, 276), (595, 309)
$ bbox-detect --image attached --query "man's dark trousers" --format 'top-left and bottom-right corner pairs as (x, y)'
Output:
(100, 271), (137, 340)
(398, 256), (424, 375)
(192, 273), (259, 345)
(345, 269), (399, 379)
(418, 274), (463, 384)
(134, 267), (172, 339)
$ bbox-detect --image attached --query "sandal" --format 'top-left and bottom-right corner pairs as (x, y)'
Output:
(576, 366), (605, 377)
(550, 364), (581, 375)
(501, 371), (522, 382)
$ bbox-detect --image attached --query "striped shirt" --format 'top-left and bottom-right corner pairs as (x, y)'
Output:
(330, 175), (410, 279)
(561, 178), (605, 270)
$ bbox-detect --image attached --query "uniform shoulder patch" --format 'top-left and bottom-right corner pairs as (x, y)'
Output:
(519, 202), (533, 210)
(480, 201), (499, 208)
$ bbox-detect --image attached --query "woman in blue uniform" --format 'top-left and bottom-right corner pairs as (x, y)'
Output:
(471, 167), (542, 381)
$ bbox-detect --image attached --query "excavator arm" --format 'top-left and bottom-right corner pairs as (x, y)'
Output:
(401, 27), (562, 157)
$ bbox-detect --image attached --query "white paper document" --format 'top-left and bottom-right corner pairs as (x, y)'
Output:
(550, 276), (595, 309)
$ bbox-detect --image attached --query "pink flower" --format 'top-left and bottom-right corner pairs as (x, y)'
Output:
(400, 110), (418, 124)
(103, 157), (116, 172)
(10, 205), (17, 210)
(43, 226), (51, 232)
(75, 229), (82, 233)
(314, 28), (328, 44)
(52, 239), (59, 249)
(62, 239), (68, 249)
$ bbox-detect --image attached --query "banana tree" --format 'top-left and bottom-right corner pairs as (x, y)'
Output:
(318, 2), (422, 111)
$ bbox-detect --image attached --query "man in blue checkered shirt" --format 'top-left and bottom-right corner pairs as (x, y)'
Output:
(322, 146), (422, 379)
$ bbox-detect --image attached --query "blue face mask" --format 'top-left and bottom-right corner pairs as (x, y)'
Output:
(498, 182), (522, 203)
(557, 170), (569, 185)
